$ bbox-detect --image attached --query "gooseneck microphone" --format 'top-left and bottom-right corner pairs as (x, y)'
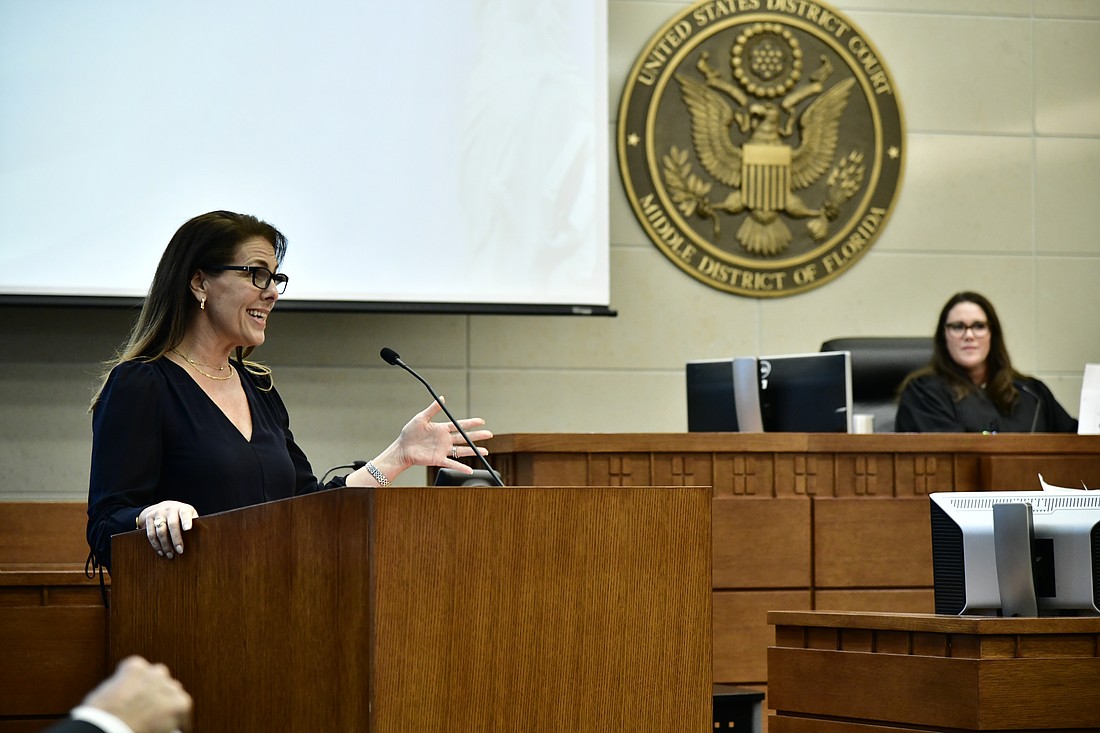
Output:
(1016, 380), (1042, 433)
(380, 347), (504, 486)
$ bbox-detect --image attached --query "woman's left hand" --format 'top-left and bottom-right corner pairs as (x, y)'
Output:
(344, 400), (493, 488)
(393, 399), (493, 472)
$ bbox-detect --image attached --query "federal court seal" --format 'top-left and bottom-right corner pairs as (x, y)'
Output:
(618, 0), (905, 297)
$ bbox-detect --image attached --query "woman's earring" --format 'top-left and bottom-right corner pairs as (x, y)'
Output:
(200, 297), (206, 311)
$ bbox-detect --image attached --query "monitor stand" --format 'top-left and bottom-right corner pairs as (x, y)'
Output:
(992, 502), (1039, 617)
(732, 356), (764, 433)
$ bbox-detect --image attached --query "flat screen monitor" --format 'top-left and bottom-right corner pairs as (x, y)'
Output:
(929, 491), (1100, 616)
(686, 359), (739, 432)
(685, 357), (762, 432)
(686, 351), (850, 433)
(757, 351), (852, 433)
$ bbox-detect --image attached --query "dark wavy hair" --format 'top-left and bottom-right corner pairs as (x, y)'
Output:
(903, 291), (1022, 414)
(90, 211), (287, 408)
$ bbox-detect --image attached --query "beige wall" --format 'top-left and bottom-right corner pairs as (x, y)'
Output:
(3, 0), (1099, 500)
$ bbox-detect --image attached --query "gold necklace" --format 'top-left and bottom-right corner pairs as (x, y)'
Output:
(170, 347), (228, 370)
(171, 348), (235, 381)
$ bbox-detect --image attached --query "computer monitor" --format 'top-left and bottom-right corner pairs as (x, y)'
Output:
(686, 351), (850, 433)
(757, 351), (852, 433)
(686, 359), (737, 432)
(685, 357), (763, 432)
(929, 491), (1100, 616)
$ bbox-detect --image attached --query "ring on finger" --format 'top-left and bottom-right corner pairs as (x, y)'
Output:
(451, 445), (458, 460)
(153, 516), (165, 529)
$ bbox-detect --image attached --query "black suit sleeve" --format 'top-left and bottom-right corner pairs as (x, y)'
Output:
(41, 720), (105, 733)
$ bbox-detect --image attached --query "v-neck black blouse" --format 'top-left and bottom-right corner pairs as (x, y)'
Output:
(87, 358), (325, 571)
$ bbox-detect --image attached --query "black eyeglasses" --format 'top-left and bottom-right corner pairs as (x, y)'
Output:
(202, 265), (288, 294)
(944, 321), (989, 338)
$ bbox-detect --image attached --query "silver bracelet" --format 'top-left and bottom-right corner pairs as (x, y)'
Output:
(365, 460), (390, 487)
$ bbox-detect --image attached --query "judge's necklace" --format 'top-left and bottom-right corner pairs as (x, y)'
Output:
(171, 348), (235, 381)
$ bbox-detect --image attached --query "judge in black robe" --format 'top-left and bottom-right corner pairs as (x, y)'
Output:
(895, 372), (1076, 433)
(894, 291), (1078, 434)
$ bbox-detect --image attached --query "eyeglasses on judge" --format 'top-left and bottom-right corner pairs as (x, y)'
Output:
(944, 321), (989, 338)
(202, 265), (289, 294)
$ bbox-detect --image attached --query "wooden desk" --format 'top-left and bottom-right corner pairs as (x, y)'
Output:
(476, 433), (1100, 686)
(767, 610), (1100, 732)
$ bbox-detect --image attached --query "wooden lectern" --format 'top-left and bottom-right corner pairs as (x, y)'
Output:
(111, 486), (712, 732)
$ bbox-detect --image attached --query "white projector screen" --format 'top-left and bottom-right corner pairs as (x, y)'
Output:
(0, 1), (611, 314)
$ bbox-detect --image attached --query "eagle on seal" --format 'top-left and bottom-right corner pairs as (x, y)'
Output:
(675, 71), (855, 256)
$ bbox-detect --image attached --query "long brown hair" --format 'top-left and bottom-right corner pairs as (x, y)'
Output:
(903, 291), (1022, 414)
(90, 211), (287, 409)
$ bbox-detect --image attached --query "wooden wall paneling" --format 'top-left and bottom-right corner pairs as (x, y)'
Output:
(712, 451), (776, 497)
(714, 591), (811, 684)
(813, 498), (932, 589)
(0, 502), (90, 564)
(813, 589), (934, 614)
(950, 453), (984, 491)
(775, 453), (834, 497)
(0, 605), (108, 717)
(527, 452), (589, 486)
(0, 502), (109, 726)
(712, 498), (810, 589)
(979, 454), (1100, 491)
(585, 452), (652, 486)
(652, 451), (712, 488)
(891, 453), (955, 495)
(833, 452), (897, 498)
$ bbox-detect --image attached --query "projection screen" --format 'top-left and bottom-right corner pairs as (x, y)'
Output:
(0, 1), (611, 314)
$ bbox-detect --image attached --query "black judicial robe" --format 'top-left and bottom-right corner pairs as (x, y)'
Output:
(894, 374), (1078, 434)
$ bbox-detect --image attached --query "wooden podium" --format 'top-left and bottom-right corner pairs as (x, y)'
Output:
(768, 611), (1100, 732)
(111, 486), (712, 732)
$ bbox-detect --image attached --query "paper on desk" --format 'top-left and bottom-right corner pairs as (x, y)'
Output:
(1078, 363), (1100, 435)
(1038, 473), (1095, 492)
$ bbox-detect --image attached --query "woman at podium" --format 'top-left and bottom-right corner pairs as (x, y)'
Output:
(895, 291), (1077, 433)
(86, 211), (492, 572)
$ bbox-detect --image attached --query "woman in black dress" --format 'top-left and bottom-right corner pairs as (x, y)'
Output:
(88, 211), (492, 571)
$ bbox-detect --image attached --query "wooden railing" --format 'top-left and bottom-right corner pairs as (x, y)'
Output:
(0, 502), (108, 731)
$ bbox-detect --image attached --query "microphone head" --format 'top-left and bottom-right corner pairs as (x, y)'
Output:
(380, 347), (401, 365)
